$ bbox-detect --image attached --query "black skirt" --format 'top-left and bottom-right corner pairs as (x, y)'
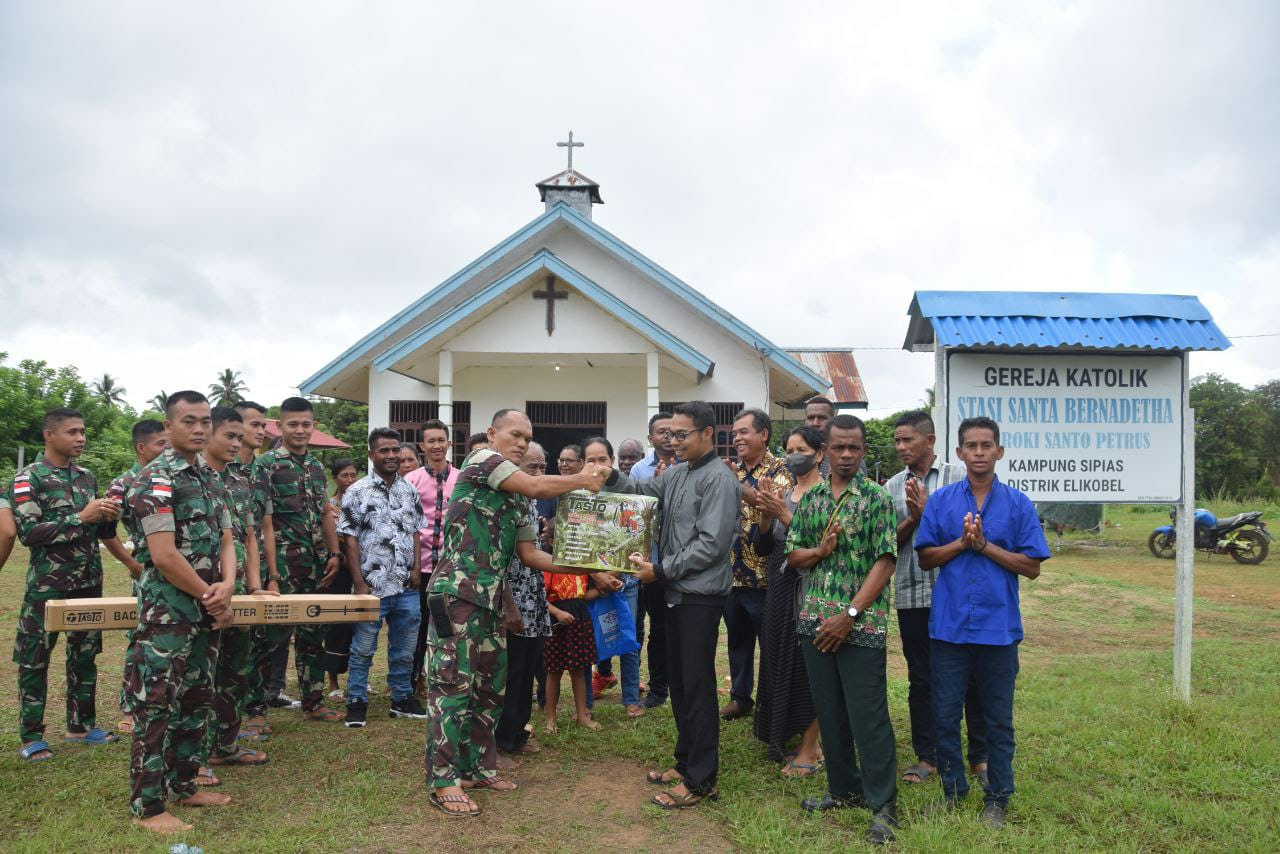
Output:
(544, 598), (596, 672)
(753, 564), (816, 761)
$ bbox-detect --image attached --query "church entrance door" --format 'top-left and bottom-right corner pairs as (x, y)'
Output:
(526, 401), (606, 475)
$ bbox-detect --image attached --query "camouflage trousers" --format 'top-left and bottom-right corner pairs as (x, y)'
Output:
(119, 579), (140, 715)
(13, 587), (103, 743)
(204, 626), (252, 759)
(285, 573), (328, 712)
(424, 595), (507, 788)
(125, 622), (217, 819)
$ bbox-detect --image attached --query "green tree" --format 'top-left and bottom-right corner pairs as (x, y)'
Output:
(148, 390), (169, 413)
(209, 369), (248, 406)
(91, 373), (128, 407)
(1190, 373), (1268, 497)
(309, 397), (368, 450)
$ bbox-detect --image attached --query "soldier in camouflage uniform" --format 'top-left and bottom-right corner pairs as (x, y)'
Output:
(107, 419), (169, 731)
(0, 495), (16, 570)
(124, 391), (236, 833)
(259, 397), (343, 720)
(10, 407), (122, 761)
(424, 409), (607, 816)
(203, 407), (270, 767)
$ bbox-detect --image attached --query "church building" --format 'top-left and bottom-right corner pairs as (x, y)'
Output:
(300, 140), (867, 467)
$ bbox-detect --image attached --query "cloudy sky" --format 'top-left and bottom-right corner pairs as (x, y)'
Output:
(3, 1), (1277, 418)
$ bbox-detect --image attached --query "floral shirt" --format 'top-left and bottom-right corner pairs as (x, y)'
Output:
(507, 498), (552, 638)
(785, 474), (897, 648)
(731, 451), (793, 589)
(337, 472), (426, 599)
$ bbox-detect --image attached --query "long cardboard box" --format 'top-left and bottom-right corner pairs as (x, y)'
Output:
(44, 594), (382, 632)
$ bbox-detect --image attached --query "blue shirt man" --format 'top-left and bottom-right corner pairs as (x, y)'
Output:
(915, 417), (1049, 828)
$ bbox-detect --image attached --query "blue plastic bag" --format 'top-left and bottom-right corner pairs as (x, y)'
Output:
(588, 590), (640, 661)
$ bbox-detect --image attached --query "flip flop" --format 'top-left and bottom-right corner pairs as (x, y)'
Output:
(63, 728), (118, 745)
(116, 719), (134, 734)
(210, 747), (269, 766)
(463, 778), (517, 791)
(902, 763), (934, 784)
(19, 740), (53, 762)
(304, 708), (344, 723)
(652, 787), (720, 810)
(646, 769), (682, 785)
(429, 792), (480, 818)
(782, 761), (821, 779)
(195, 768), (222, 787)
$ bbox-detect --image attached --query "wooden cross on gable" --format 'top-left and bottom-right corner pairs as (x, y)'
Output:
(533, 275), (567, 336)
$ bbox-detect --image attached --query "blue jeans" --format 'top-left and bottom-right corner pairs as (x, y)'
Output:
(347, 589), (421, 703)
(931, 639), (1019, 807)
(619, 578), (642, 706)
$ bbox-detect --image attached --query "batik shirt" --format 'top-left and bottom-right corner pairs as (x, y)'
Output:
(506, 498), (552, 638)
(219, 460), (257, 587)
(337, 472), (425, 598)
(731, 451), (793, 589)
(786, 474), (897, 649)
(9, 454), (106, 592)
(258, 447), (328, 581)
(128, 449), (233, 625)
(428, 449), (537, 612)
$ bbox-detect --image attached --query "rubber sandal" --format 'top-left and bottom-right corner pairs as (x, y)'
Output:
(429, 792), (480, 818)
(210, 747), (269, 766)
(463, 778), (517, 791)
(652, 787), (719, 810)
(116, 719), (134, 734)
(64, 728), (118, 745)
(782, 761), (821, 779)
(195, 768), (221, 787)
(19, 740), (53, 762)
(902, 762), (934, 784)
(625, 704), (645, 718)
(304, 708), (344, 722)
(646, 769), (682, 785)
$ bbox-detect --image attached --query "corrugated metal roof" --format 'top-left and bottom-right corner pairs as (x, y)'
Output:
(903, 291), (1230, 352)
(786, 350), (868, 404)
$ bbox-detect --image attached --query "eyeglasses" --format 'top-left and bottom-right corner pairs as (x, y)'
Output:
(654, 429), (672, 438)
(669, 430), (703, 442)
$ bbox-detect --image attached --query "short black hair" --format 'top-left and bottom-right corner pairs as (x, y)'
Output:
(233, 400), (266, 416)
(893, 410), (935, 436)
(733, 407), (771, 442)
(467, 432), (489, 450)
(559, 443), (583, 460)
(43, 407), (83, 431)
(784, 424), (826, 452)
(131, 419), (165, 445)
(806, 396), (835, 413)
(648, 411), (673, 432)
(491, 408), (524, 427)
(166, 390), (208, 415)
(958, 416), (1001, 446)
(329, 457), (357, 478)
(280, 397), (312, 415)
(420, 418), (449, 438)
(211, 406), (243, 430)
(674, 400), (716, 432)
(581, 436), (613, 459)
(824, 413), (866, 440)
(368, 427), (401, 449)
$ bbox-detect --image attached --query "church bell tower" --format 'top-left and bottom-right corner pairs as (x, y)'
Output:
(536, 131), (603, 219)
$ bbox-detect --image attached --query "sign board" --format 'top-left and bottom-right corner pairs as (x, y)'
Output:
(553, 490), (657, 572)
(945, 352), (1183, 503)
(45, 594), (381, 632)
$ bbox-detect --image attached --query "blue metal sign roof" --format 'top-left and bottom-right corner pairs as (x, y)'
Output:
(903, 291), (1230, 352)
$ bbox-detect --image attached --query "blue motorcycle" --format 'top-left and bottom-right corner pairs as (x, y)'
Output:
(1148, 508), (1271, 564)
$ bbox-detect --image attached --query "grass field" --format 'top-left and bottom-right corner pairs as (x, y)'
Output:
(1, 503), (1278, 852)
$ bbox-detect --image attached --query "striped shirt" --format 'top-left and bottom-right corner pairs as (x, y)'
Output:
(885, 458), (967, 610)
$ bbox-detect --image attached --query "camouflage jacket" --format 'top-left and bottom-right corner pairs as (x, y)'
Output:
(428, 449), (536, 611)
(127, 448), (233, 625)
(258, 447), (328, 581)
(9, 454), (106, 592)
(107, 461), (148, 567)
(219, 460), (256, 586)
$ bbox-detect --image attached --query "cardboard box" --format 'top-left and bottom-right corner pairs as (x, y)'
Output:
(552, 490), (657, 573)
(44, 594), (382, 632)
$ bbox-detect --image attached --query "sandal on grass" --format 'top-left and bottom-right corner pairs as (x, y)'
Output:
(64, 728), (117, 745)
(304, 707), (344, 722)
(782, 761), (821, 779)
(429, 792), (480, 818)
(652, 786), (719, 810)
(645, 769), (682, 785)
(462, 777), (517, 791)
(195, 768), (221, 787)
(902, 762), (934, 784)
(116, 718), (134, 734)
(210, 747), (268, 766)
(19, 740), (53, 762)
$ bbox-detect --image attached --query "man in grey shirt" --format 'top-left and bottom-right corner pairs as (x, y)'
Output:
(626, 401), (740, 809)
(884, 411), (984, 787)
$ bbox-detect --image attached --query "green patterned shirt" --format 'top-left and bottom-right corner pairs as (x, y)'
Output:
(219, 460), (256, 589)
(785, 474), (897, 648)
(258, 447), (327, 582)
(9, 454), (105, 592)
(428, 449), (537, 612)
(127, 449), (233, 625)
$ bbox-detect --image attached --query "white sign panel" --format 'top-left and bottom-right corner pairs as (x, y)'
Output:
(945, 352), (1183, 503)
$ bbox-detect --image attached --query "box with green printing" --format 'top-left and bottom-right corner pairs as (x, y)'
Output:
(552, 490), (657, 572)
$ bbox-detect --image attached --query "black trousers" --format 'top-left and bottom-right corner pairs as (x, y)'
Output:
(412, 583), (431, 686)
(667, 601), (721, 794)
(496, 633), (544, 753)
(897, 607), (987, 767)
(640, 579), (668, 699)
(724, 586), (767, 707)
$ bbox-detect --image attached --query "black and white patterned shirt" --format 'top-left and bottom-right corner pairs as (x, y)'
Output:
(506, 498), (552, 638)
(337, 472), (426, 599)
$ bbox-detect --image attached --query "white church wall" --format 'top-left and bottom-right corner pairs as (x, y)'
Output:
(442, 286), (655, 355)
(367, 368), (435, 432)
(457, 363), (649, 441)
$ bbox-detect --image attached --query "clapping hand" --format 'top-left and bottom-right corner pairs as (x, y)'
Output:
(905, 477), (927, 522)
(757, 479), (788, 520)
(815, 526), (839, 560)
(962, 512), (988, 552)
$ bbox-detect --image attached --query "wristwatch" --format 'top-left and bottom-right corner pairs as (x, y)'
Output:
(846, 604), (860, 620)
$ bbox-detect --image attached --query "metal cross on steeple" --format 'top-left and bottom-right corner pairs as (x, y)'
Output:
(557, 131), (584, 171)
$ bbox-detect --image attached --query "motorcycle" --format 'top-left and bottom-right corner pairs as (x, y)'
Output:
(1147, 508), (1271, 564)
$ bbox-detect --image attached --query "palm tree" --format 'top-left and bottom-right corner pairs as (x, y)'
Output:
(209, 369), (248, 406)
(149, 391), (169, 413)
(91, 374), (128, 407)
